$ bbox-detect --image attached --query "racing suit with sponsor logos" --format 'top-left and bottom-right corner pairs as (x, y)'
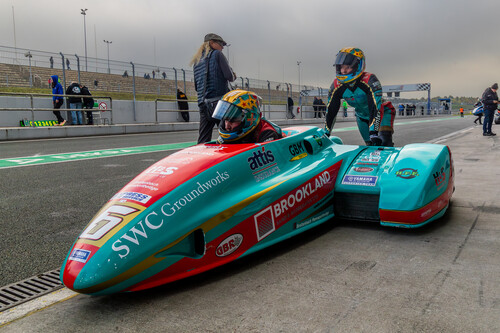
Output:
(325, 72), (395, 146)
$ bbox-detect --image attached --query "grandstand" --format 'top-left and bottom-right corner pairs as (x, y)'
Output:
(0, 45), (327, 105)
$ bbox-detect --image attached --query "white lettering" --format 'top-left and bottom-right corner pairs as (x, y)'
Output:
(120, 221), (148, 245)
(112, 240), (130, 259)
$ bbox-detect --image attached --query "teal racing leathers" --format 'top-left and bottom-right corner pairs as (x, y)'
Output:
(325, 72), (395, 146)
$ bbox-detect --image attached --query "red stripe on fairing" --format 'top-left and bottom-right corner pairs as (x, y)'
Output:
(380, 150), (454, 225)
(62, 243), (100, 290)
(114, 144), (257, 207)
(125, 161), (343, 292)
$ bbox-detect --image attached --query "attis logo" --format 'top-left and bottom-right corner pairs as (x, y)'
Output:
(216, 234), (243, 257)
(247, 148), (275, 170)
(395, 168), (419, 179)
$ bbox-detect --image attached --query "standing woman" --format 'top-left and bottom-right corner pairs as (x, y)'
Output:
(190, 33), (236, 143)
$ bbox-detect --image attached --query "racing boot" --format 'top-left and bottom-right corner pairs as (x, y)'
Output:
(379, 130), (394, 147)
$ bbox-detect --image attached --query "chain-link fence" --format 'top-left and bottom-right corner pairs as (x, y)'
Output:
(0, 45), (329, 106)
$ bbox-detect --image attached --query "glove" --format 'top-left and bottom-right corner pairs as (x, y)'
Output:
(369, 132), (382, 146)
(323, 127), (331, 138)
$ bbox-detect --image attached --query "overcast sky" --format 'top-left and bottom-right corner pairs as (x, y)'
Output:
(1, 0), (499, 97)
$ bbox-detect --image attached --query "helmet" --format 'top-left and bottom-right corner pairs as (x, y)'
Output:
(334, 47), (366, 84)
(212, 90), (262, 142)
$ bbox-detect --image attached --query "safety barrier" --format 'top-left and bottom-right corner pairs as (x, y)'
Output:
(0, 92), (113, 125)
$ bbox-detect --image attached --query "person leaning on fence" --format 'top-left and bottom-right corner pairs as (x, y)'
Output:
(190, 33), (236, 143)
(50, 75), (66, 126)
(177, 89), (190, 122)
(66, 82), (83, 125)
(81, 85), (94, 125)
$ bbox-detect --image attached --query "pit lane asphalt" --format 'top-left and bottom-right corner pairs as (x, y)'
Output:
(2, 116), (499, 332)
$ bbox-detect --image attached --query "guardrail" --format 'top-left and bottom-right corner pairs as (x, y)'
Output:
(0, 92), (113, 124)
(154, 98), (297, 123)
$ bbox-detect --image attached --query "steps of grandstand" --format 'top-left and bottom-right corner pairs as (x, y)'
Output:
(0, 63), (302, 103)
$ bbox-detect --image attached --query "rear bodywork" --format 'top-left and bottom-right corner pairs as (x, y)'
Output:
(61, 126), (454, 295)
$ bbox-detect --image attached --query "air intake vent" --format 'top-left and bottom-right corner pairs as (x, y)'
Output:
(334, 192), (380, 222)
(0, 269), (63, 312)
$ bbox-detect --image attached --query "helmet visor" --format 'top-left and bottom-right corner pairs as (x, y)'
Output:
(212, 100), (245, 122)
(334, 52), (359, 67)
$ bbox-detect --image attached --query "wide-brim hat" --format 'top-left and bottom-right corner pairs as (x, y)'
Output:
(204, 33), (227, 46)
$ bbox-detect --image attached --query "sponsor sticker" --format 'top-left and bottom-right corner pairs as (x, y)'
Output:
(112, 191), (152, 204)
(248, 147), (280, 182)
(353, 167), (374, 173)
(395, 168), (419, 179)
(69, 248), (91, 263)
(145, 165), (178, 176)
(289, 142), (306, 157)
(341, 175), (378, 186)
(360, 157), (380, 163)
(433, 166), (446, 189)
(254, 207), (275, 241)
(216, 234), (243, 257)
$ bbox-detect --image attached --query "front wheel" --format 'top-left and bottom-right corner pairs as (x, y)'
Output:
(495, 116), (500, 124)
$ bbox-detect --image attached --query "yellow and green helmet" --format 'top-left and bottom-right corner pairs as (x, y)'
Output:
(213, 90), (262, 142)
(334, 47), (366, 84)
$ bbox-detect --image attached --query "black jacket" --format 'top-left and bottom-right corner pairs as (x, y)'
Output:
(481, 88), (498, 111)
(81, 86), (94, 108)
(65, 83), (82, 104)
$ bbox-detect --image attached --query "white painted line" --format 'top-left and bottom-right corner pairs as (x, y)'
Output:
(0, 288), (79, 327)
(426, 126), (474, 144)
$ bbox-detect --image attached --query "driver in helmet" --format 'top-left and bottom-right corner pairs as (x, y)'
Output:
(325, 47), (395, 147)
(212, 89), (283, 144)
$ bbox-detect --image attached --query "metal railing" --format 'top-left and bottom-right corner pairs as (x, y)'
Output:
(0, 44), (330, 105)
(0, 92), (113, 124)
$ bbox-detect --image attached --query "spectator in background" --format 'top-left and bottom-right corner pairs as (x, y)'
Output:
(342, 99), (348, 117)
(94, 80), (99, 88)
(399, 103), (404, 116)
(190, 33), (236, 143)
(50, 75), (66, 126)
(162, 71), (167, 79)
(66, 58), (71, 70)
(319, 98), (326, 117)
(287, 96), (295, 119)
(313, 97), (321, 118)
(81, 85), (94, 125)
(152, 70), (155, 79)
(66, 82), (83, 125)
(481, 83), (498, 136)
(177, 89), (190, 122)
(49, 56), (54, 69)
(122, 70), (129, 78)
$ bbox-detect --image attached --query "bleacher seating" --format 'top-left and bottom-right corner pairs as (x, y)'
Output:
(0, 63), (300, 104)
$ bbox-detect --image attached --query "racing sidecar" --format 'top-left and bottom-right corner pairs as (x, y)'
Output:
(61, 126), (454, 295)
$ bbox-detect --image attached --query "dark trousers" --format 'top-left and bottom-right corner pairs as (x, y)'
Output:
(483, 109), (494, 134)
(85, 107), (93, 125)
(197, 104), (219, 144)
(180, 111), (190, 122)
(53, 100), (65, 123)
